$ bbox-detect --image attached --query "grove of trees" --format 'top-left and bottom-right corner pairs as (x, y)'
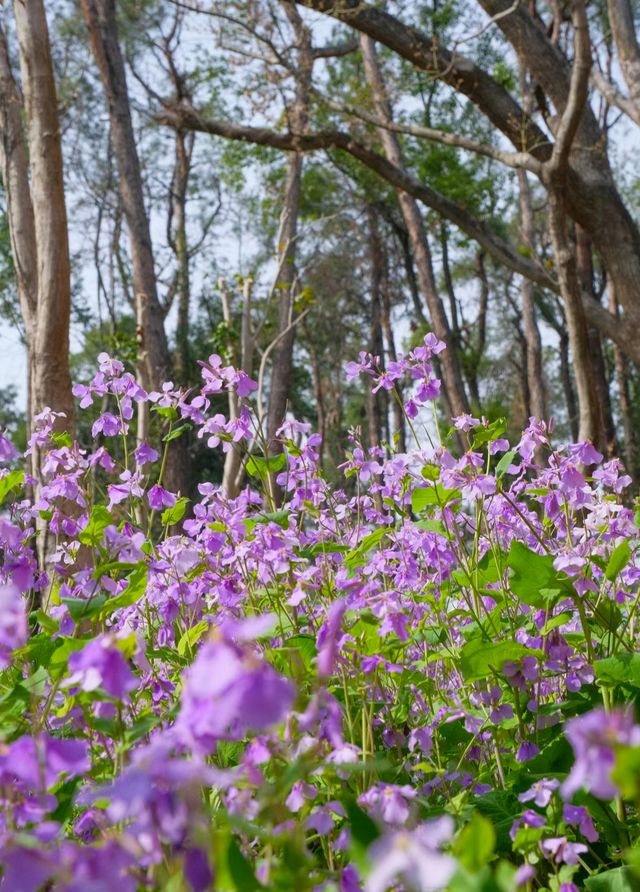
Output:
(2, 0), (640, 480)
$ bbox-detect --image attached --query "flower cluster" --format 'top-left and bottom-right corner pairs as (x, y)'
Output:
(0, 337), (638, 890)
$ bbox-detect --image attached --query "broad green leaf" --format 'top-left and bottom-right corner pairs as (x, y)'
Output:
(507, 541), (573, 608)
(79, 505), (112, 547)
(49, 637), (87, 679)
(595, 653), (640, 689)
(605, 541), (632, 582)
(0, 469), (24, 506)
(471, 790), (521, 853)
(453, 812), (496, 872)
(177, 621), (209, 657)
(345, 526), (394, 570)
(161, 497), (189, 526)
(495, 449), (517, 480)
(246, 453), (287, 478)
(612, 745), (640, 800)
(585, 868), (640, 891)
(100, 566), (148, 618)
(344, 798), (379, 848)
(460, 638), (536, 681)
(61, 594), (109, 622)
(412, 484), (460, 513)
(227, 838), (262, 891)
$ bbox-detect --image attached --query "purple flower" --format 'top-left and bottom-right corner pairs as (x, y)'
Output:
(0, 582), (27, 668)
(66, 634), (136, 700)
(0, 431), (18, 462)
(316, 598), (347, 677)
(518, 777), (559, 808)
(540, 836), (587, 865)
(359, 783), (416, 826)
(147, 484), (177, 511)
(135, 441), (159, 466)
(562, 708), (640, 800)
(563, 804), (599, 842)
(176, 633), (294, 752)
(364, 816), (456, 892)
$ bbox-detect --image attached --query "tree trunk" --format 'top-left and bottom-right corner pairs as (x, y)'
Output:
(608, 283), (636, 475)
(517, 169), (546, 422)
(9, 0), (74, 431)
(367, 206), (385, 451)
(171, 128), (194, 384)
(266, 3), (312, 443)
(575, 225), (617, 456)
(81, 0), (189, 496)
(548, 191), (604, 447)
(377, 217), (406, 452)
(360, 34), (469, 420)
(267, 150), (303, 443)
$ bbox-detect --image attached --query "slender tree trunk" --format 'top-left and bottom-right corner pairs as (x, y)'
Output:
(309, 345), (326, 467)
(575, 225), (617, 455)
(609, 283), (636, 474)
(360, 34), (469, 420)
(367, 206), (385, 450)
(267, 4), (312, 443)
(379, 241), (406, 453)
(548, 191), (603, 446)
(81, 0), (189, 495)
(267, 150), (303, 443)
(557, 325), (579, 442)
(517, 169), (546, 421)
(171, 129), (194, 384)
(9, 1), (74, 431)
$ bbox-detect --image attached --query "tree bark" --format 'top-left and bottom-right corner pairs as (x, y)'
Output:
(81, 0), (188, 495)
(8, 0), (74, 431)
(266, 3), (313, 444)
(548, 193), (604, 447)
(517, 169), (546, 421)
(360, 34), (469, 420)
(575, 225), (617, 455)
(608, 283), (636, 474)
(607, 0), (640, 110)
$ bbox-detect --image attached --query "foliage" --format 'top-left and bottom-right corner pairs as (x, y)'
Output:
(0, 342), (639, 891)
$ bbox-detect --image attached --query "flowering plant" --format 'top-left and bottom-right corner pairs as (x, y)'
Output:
(0, 339), (639, 891)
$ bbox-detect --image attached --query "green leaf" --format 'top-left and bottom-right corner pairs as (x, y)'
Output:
(507, 541), (573, 608)
(0, 469), (24, 505)
(471, 791), (521, 853)
(495, 449), (517, 480)
(161, 497), (189, 526)
(227, 838), (262, 891)
(612, 745), (640, 799)
(585, 868), (640, 891)
(460, 638), (536, 681)
(453, 812), (496, 872)
(61, 595), (109, 623)
(162, 423), (192, 443)
(345, 527), (394, 571)
(48, 637), (87, 679)
(177, 621), (209, 657)
(595, 653), (640, 689)
(605, 541), (632, 582)
(245, 453), (287, 478)
(99, 565), (148, 618)
(412, 484), (460, 513)
(79, 505), (112, 547)
(244, 509), (290, 532)
(344, 798), (379, 848)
